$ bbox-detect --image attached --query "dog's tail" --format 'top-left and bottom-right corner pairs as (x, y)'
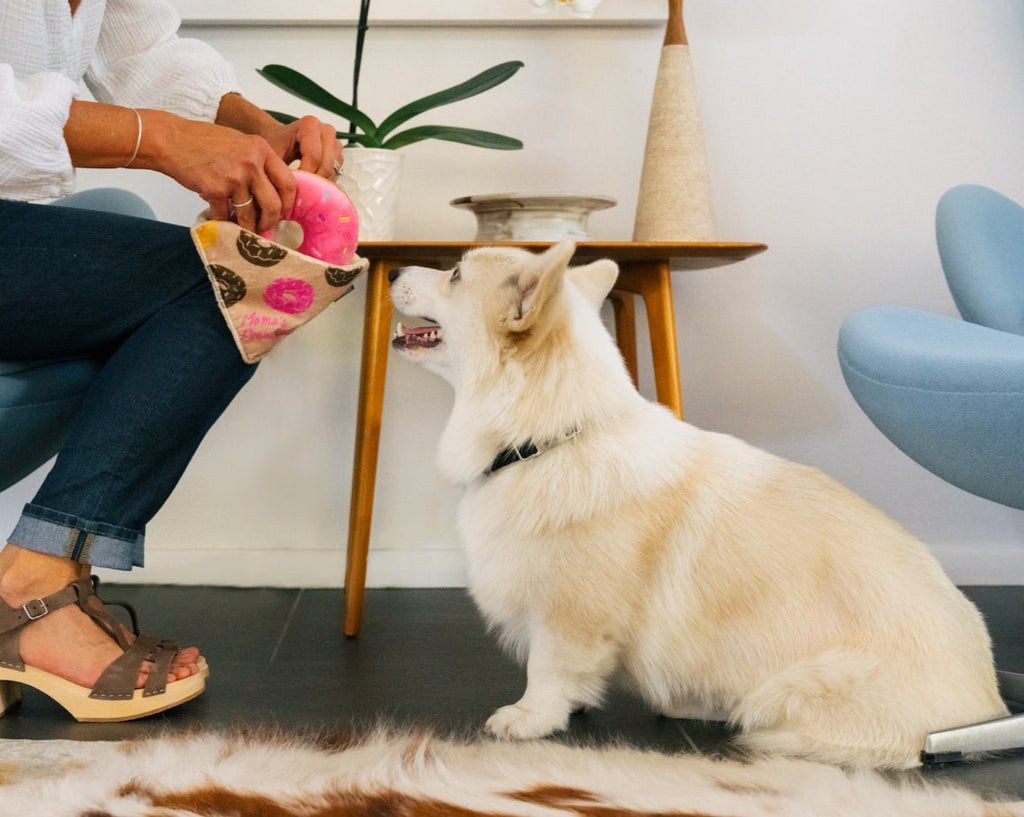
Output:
(730, 648), (925, 769)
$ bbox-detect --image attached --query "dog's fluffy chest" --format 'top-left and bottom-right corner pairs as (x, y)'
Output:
(453, 416), (711, 655)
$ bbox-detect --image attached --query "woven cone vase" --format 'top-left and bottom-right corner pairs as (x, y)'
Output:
(633, 0), (715, 241)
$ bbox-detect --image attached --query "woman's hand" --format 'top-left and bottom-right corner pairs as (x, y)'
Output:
(260, 115), (344, 181)
(214, 92), (344, 182)
(210, 94), (344, 231)
(129, 109), (297, 233)
(62, 96), (343, 234)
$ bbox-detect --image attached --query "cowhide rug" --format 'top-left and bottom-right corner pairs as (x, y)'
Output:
(0, 728), (1020, 816)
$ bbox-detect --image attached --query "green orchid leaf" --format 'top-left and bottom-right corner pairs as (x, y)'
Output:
(375, 61), (524, 142)
(258, 65), (379, 138)
(382, 125), (523, 151)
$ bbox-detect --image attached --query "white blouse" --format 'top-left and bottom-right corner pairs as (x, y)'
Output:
(0, 0), (239, 200)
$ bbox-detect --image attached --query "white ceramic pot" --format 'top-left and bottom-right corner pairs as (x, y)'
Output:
(450, 193), (616, 241)
(339, 147), (404, 241)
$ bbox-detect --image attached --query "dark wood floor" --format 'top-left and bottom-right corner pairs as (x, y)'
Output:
(0, 585), (1021, 797)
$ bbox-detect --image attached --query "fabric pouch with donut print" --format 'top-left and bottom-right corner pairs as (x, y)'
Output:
(190, 220), (368, 364)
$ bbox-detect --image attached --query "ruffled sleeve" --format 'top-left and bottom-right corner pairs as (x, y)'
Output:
(87, 0), (240, 122)
(0, 65), (78, 201)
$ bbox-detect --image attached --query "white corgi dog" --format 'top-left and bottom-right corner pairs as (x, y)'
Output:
(388, 241), (1007, 769)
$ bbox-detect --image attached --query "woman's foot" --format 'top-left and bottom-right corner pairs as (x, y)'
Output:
(0, 545), (202, 690)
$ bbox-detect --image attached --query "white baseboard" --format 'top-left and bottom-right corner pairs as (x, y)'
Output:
(92, 542), (1024, 589)
(93, 547), (468, 588)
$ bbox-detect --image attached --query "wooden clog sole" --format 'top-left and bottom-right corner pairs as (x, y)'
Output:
(0, 662), (207, 722)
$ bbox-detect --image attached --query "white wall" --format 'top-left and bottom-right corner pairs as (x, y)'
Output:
(3, 0), (1023, 586)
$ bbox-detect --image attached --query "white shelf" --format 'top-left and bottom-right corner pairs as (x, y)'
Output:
(172, 0), (666, 27)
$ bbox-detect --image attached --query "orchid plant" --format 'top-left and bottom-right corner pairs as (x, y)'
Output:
(258, 0), (524, 151)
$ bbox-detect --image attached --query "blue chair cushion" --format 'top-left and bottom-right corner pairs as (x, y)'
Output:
(49, 187), (157, 220)
(838, 306), (1024, 510)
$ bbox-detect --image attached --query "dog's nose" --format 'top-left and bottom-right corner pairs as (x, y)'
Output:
(388, 267), (404, 283)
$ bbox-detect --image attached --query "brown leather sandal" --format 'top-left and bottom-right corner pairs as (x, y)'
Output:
(0, 577), (205, 722)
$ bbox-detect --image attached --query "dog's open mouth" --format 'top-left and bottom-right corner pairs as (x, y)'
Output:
(392, 321), (444, 351)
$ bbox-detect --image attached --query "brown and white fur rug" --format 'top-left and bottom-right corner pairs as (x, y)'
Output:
(0, 728), (1020, 816)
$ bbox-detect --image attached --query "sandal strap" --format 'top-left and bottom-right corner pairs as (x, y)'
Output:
(77, 585), (135, 652)
(89, 633), (179, 700)
(0, 576), (181, 700)
(0, 578), (94, 671)
(142, 639), (178, 698)
(89, 576), (141, 639)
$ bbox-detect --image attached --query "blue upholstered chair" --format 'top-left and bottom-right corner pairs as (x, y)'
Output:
(838, 183), (1024, 761)
(0, 188), (156, 492)
(838, 184), (1024, 511)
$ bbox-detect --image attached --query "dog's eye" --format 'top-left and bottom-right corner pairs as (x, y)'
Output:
(450, 266), (461, 284)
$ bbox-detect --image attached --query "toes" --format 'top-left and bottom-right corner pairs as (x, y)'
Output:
(136, 650), (203, 688)
(168, 646), (203, 680)
(172, 662), (198, 682)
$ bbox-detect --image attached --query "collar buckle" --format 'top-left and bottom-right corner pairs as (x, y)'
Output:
(22, 599), (49, 621)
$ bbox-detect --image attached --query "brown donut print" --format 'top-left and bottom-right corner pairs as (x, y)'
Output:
(325, 266), (362, 288)
(209, 264), (247, 307)
(236, 232), (288, 267)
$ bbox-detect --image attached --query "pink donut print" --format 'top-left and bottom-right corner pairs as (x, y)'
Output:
(263, 277), (315, 315)
(261, 170), (359, 265)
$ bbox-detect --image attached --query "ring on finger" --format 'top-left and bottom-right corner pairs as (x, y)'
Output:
(332, 161), (344, 178)
(230, 196), (254, 208)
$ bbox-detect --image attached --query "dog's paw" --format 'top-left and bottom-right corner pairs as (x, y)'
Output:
(485, 703), (568, 740)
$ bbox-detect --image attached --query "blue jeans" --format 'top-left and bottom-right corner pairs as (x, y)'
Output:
(0, 198), (257, 569)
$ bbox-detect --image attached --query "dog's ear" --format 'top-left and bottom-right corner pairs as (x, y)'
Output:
(567, 259), (619, 309)
(506, 241), (575, 332)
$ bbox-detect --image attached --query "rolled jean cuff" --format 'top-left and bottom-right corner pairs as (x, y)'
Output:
(8, 503), (144, 570)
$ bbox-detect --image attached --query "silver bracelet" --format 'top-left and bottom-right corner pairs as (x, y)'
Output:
(123, 108), (142, 168)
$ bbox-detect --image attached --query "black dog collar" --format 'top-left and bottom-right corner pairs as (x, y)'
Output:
(484, 427), (581, 477)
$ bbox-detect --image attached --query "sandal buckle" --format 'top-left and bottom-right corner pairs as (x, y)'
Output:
(22, 599), (48, 620)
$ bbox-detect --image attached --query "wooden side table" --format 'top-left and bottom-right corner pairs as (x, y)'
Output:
(343, 241), (767, 635)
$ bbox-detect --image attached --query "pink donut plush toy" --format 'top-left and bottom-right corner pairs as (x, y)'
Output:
(199, 168), (366, 363)
(261, 170), (360, 266)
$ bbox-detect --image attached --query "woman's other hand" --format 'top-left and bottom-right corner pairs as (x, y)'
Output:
(261, 115), (344, 181)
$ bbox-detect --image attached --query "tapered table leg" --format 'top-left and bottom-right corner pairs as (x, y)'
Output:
(614, 261), (683, 419)
(343, 260), (395, 636)
(608, 288), (640, 389)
